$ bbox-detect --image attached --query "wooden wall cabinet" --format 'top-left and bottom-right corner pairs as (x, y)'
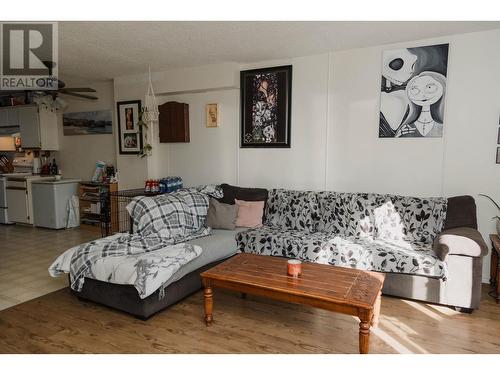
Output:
(158, 101), (190, 143)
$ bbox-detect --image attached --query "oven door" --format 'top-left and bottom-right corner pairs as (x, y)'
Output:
(6, 181), (29, 224)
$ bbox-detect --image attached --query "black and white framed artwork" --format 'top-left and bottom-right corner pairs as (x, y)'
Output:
(117, 100), (143, 154)
(240, 65), (292, 148)
(379, 43), (449, 138)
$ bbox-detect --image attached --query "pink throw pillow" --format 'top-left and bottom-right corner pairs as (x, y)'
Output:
(234, 199), (264, 228)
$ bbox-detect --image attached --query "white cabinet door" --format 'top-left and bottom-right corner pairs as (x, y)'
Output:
(19, 106), (41, 148)
(0, 108), (8, 126)
(0, 107), (19, 126)
(7, 107), (19, 126)
(6, 187), (29, 223)
(38, 107), (59, 150)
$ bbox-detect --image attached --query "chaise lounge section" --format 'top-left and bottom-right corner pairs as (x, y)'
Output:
(236, 188), (488, 312)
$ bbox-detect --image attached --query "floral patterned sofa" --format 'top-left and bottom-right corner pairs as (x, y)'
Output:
(236, 189), (488, 312)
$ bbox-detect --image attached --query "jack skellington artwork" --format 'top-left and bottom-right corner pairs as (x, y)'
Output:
(379, 43), (449, 138)
(240, 65), (292, 148)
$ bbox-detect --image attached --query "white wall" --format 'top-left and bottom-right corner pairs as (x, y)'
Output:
(113, 63), (240, 189)
(328, 47), (445, 196)
(327, 29), (500, 281)
(112, 28), (500, 282)
(54, 81), (116, 180)
(238, 55), (329, 190)
(157, 89), (240, 187)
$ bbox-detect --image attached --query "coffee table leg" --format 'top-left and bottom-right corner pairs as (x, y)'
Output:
(359, 309), (373, 354)
(204, 286), (213, 326)
(359, 319), (371, 354)
(371, 291), (382, 328)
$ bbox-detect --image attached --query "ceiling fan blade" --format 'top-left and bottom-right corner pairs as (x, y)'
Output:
(57, 79), (66, 89)
(59, 92), (98, 100)
(59, 87), (97, 93)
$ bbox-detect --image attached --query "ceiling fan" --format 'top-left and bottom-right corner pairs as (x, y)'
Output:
(39, 61), (98, 101)
(0, 60), (98, 104)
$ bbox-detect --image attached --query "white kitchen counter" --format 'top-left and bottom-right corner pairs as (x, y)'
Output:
(32, 178), (82, 185)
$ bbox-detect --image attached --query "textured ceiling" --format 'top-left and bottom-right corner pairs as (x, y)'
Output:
(58, 21), (500, 82)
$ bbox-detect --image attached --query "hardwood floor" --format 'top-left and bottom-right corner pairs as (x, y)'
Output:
(0, 286), (499, 353)
(1, 224), (499, 354)
(0, 224), (100, 310)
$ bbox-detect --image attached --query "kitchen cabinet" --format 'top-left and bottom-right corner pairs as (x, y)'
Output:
(6, 180), (29, 224)
(0, 108), (8, 126)
(18, 106), (40, 148)
(18, 105), (59, 150)
(0, 106), (19, 127)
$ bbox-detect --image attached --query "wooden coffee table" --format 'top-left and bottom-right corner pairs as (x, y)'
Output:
(201, 253), (385, 354)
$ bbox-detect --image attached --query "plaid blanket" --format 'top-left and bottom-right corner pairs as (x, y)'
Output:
(127, 185), (222, 236)
(49, 186), (222, 298)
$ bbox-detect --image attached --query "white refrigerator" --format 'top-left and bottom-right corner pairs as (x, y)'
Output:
(32, 179), (81, 229)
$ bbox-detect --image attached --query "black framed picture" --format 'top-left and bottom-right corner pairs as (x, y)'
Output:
(240, 65), (292, 148)
(117, 100), (143, 154)
(497, 147), (500, 164)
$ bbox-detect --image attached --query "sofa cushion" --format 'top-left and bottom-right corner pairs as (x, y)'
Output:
(444, 195), (477, 230)
(386, 195), (448, 244)
(235, 199), (264, 228)
(236, 226), (327, 259)
(433, 227), (488, 260)
(236, 226), (447, 279)
(374, 200), (406, 241)
(206, 198), (238, 230)
(316, 191), (386, 238)
(217, 183), (268, 205)
(264, 189), (319, 233)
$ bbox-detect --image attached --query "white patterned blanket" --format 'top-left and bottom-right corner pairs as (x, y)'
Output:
(49, 232), (205, 299)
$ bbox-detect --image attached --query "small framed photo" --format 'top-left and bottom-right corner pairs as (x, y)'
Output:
(117, 100), (142, 154)
(497, 147), (500, 164)
(206, 103), (219, 128)
(497, 128), (500, 144)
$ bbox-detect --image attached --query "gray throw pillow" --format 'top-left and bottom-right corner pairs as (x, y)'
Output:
(206, 198), (238, 230)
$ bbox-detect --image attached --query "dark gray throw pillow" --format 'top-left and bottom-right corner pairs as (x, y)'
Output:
(206, 198), (238, 230)
(217, 183), (268, 205)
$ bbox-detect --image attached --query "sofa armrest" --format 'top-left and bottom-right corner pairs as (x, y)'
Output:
(433, 227), (488, 261)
